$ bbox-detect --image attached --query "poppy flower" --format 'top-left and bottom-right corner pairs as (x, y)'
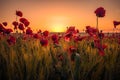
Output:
(2, 22), (7, 26)
(7, 36), (16, 45)
(113, 21), (120, 28)
(4, 29), (13, 34)
(64, 37), (70, 42)
(40, 39), (48, 46)
(94, 7), (106, 17)
(18, 23), (24, 31)
(19, 18), (29, 27)
(76, 29), (79, 33)
(43, 30), (49, 37)
(33, 33), (40, 39)
(16, 10), (23, 17)
(86, 26), (98, 36)
(66, 26), (75, 33)
(12, 21), (18, 30)
(26, 27), (33, 35)
(51, 34), (58, 41)
(37, 29), (42, 33)
(0, 23), (5, 32)
(24, 21), (30, 27)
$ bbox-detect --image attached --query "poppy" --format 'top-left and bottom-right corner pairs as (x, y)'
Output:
(51, 34), (58, 41)
(0, 23), (5, 32)
(19, 18), (29, 27)
(94, 7), (106, 17)
(4, 29), (13, 34)
(2, 22), (7, 26)
(12, 21), (18, 30)
(16, 10), (23, 17)
(43, 30), (49, 37)
(33, 33), (39, 39)
(86, 26), (98, 36)
(113, 21), (120, 28)
(40, 39), (48, 46)
(7, 36), (16, 45)
(26, 27), (33, 35)
(37, 29), (42, 33)
(18, 23), (24, 31)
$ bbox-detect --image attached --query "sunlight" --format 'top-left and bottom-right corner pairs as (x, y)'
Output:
(49, 16), (68, 32)
(51, 23), (65, 32)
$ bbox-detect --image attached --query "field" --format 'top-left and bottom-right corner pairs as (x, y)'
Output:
(0, 9), (120, 80)
(0, 29), (120, 80)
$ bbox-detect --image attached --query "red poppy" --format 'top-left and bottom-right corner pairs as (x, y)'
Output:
(94, 7), (106, 17)
(19, 18), (29, 27)
(18, 23), (24, 31)
(51, 34), (58, 41)
(4, 29), (13, 34)
(7, 36), (16, 45)
(12, 21), (18, 26)
(40, 39), (48, 46)
(33, 33), (40, 39)
(86, 26), (98, 36)
(66, 26), (75, 33)
(26, 27), (33, 35)
(113, 21), (120, 28)
(12, 21), (18, 29)
(76, 29), (79, 33)
(65, 32), (73, 38)
(2, 22), (7, 26)
(16, 10), (23, 17)
(64, 37), (70, 42)
(24, 21), (30, 27)
(37, 29), (42, 33)
(43, 30), (49, 37)
(0, 23), (5, 33)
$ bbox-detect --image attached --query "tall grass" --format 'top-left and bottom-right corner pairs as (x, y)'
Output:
(0, 34), (120, 80)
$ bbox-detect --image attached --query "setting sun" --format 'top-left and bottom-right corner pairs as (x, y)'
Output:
(49, 16), (68, 32)
(51, 25), (65, 32)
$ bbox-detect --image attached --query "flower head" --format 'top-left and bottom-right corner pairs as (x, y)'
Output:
(33, 33), (40, 39)
(18, 23), (24, 31)
(26, 27), (33, 35)
(2, 22), (7, 26)
(19, 18), (30, 27)
(113, 21), (120, 28)
(7, 36), (16, 45)
(12, 21), (18, 30)
(16, 11), (23, 17)
(43, 30), (49, 37)
(0, 23), (5, 33)
(40, 39), (48, 46)
(16, 10), (23, 17)
(95, 7), (106, 17)
(4, 29), (13, 34)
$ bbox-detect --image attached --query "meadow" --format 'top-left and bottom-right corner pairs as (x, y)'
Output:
(0, 7), (120, 80)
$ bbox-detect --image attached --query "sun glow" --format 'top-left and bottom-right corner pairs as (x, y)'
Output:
(51, 23), (66, 32)
(49, 16), (68, 32)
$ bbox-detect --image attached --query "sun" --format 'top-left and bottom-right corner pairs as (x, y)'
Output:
(51, 23), (66, 32)
(49, 16), (68, 32)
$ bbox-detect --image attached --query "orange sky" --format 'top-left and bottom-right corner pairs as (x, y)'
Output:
(0, 0), (120, 32)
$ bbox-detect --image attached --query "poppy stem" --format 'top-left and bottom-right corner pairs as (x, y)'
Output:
(96, 17), (98, 30)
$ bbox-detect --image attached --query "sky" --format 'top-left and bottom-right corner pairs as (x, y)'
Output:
(0, 0), (120, 32)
